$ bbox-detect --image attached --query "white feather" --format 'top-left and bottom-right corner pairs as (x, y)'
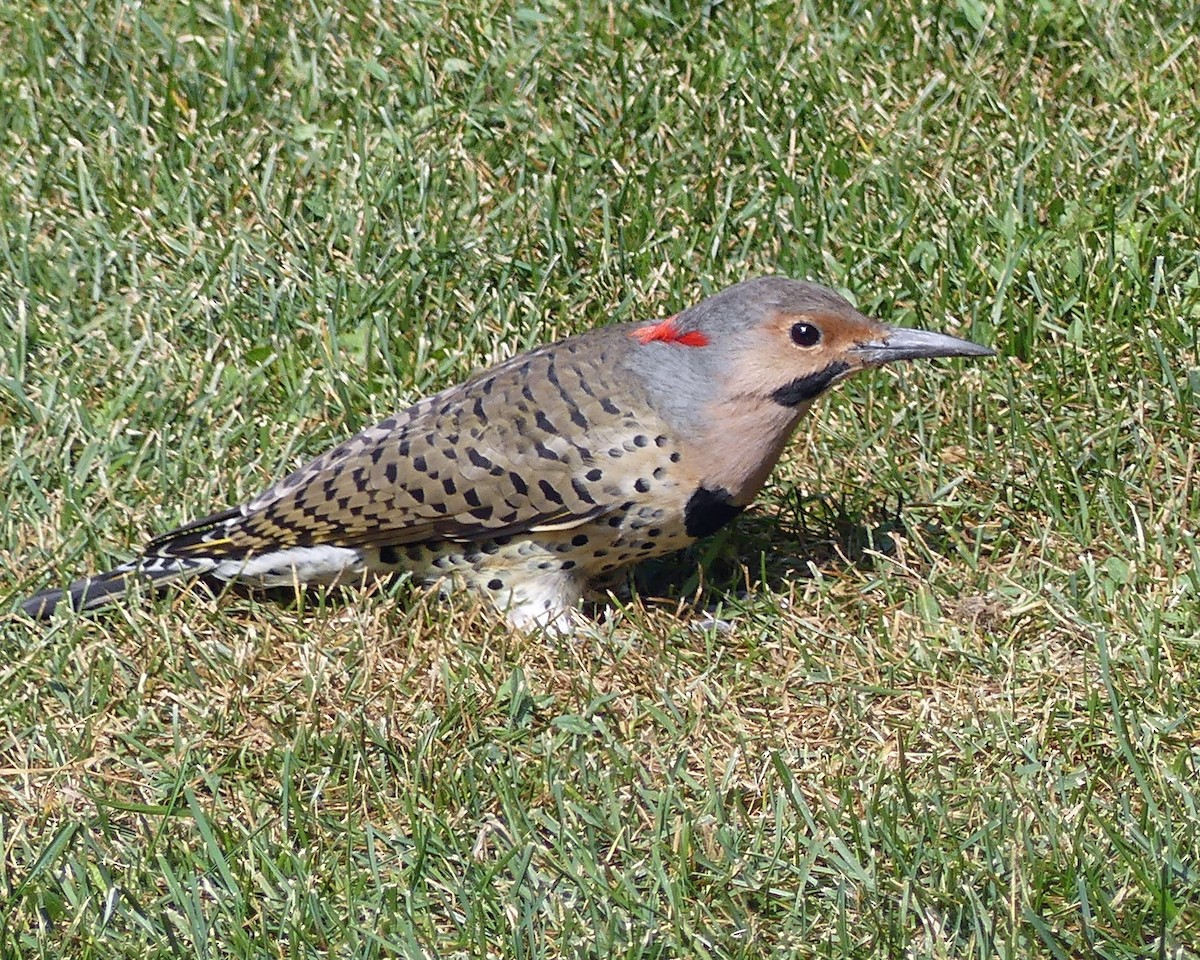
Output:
(211, 545), (365, 587)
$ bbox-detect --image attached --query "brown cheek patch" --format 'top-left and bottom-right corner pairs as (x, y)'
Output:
(630, 315), (709, 347)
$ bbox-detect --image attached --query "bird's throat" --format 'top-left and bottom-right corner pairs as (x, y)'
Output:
(696, 395), (810, 506)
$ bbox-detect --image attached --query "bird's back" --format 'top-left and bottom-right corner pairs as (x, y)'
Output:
(150, 321), (672, 562)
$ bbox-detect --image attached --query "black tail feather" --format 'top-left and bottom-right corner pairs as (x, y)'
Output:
(19, 558), (215, 619)
(21, 566), (138, 618)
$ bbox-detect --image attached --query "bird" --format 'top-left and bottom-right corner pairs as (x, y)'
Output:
(19, 276), (994, 631)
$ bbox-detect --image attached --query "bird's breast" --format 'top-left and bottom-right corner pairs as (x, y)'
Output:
(693, 395), (812, 506)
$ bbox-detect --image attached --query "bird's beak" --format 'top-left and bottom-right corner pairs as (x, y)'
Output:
(850, 326), (995, 367)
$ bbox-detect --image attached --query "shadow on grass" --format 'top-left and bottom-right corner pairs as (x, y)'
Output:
(622, 488), (981, 622)
(622, 491), (906, 612)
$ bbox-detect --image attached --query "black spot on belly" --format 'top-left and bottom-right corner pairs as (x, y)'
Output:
(379, 545), (400, 565)
(771, 361), (851, 407)
(684, 485), (744, 539)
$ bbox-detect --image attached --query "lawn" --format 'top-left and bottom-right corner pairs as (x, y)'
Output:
(1, 0), (1197, 956)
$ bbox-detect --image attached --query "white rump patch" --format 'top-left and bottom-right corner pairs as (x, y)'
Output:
(212, 545), (366, 588)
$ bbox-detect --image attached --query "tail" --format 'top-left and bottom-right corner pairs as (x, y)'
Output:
(19, 556), (217, 619)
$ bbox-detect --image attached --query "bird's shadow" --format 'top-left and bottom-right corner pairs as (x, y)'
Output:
(618, 490), (928, 617)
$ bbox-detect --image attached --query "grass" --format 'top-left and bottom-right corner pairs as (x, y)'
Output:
(1, 0), (1198, 956)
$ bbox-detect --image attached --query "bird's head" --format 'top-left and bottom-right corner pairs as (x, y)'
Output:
(622, 276), (995, 500)
(627, 275), (994, 424)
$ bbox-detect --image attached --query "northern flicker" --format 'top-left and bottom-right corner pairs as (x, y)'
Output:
(20, 277), (994, 630)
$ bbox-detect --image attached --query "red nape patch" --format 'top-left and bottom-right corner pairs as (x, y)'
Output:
(630, 316), (710, 347)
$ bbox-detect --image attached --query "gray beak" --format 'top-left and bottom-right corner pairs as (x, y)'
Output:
(851, 326), (996, 366)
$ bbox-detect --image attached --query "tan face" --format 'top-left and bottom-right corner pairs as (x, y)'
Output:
(721, 304), (889, 409)
(766, 305), (890, 366)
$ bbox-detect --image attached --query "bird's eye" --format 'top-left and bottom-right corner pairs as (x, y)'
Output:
(790, 322), (822, 347)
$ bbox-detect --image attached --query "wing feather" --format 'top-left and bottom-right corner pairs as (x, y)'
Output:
(150, 327), (657, 559)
